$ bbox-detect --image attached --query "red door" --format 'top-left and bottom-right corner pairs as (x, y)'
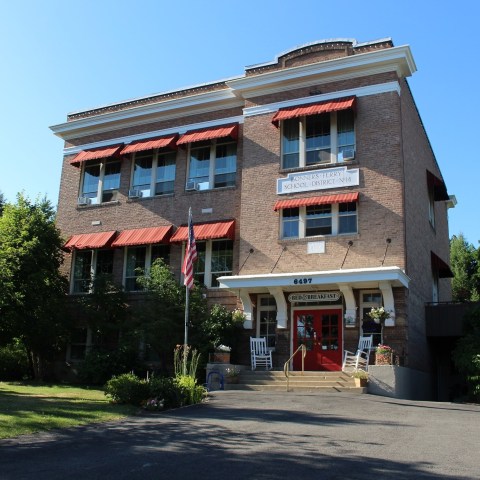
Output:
(293, 309), (342, 371)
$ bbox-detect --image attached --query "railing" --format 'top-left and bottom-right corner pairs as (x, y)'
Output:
(284, 344), (306, 392)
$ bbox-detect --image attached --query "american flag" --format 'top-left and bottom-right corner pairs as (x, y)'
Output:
(182, 208), (197, 289)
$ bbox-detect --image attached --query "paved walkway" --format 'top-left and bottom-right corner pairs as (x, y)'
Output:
(1, 391), (479, 479)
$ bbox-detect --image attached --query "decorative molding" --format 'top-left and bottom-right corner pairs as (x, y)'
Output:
(244, 82), (401, 118)
(379, 281), (396, 326)
(338, 285), (356, 328)
(227, 45), (415, 98)
(239, 290), (253, 329)
(268, 287), (288, 329)
(62, 115), (244, 156)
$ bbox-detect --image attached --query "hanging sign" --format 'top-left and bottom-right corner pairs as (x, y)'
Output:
(288, 292), (342, 303)
(277, 166), (359, 195)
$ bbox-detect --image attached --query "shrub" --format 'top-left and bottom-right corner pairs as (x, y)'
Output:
(148, 376), (182, 409)
(104, 373), (150, 406)
(78, 346), (141, 385)
(0, 341), (30, 380)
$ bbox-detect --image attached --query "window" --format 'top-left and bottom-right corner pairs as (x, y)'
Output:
(193, 239), (233, 287)
(80, 160), (121, 204)
(257, 295), (277, 349)
(280, 202), (357, 239)
(124, 244), (170, 291)
(281, 110), (355, 169)
(72, 249), (114, 293)
(187, 140), (236, 190)
(360, 291), (383, 347)
(428, 182), (435, 228)
(67, 327), (90, 361)
(131, 150), (176, 197)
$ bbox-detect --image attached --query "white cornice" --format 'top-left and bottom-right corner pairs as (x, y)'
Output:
(244, 81), (401, 117)
(227, 45), (415, 98)
(217, 266), (410, 291)
(50, 89), (242, 141)
(62, 115), (244, 156)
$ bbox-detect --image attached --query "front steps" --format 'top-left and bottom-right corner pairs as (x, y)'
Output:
(225, 370), (366, 393)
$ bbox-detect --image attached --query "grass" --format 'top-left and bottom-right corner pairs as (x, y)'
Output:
(0, 382), (137, 439)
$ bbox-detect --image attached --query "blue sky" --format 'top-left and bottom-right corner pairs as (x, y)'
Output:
(1, 0), (478, 244)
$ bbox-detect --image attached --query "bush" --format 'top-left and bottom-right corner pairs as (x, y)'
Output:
(78, 346), (142, 385)
(0, 341), (30, 380)
(148, 376), (182, 409)
(104, 373), (150, 406)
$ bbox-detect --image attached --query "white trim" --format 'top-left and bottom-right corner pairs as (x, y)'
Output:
(379, 281), (396, 326)
(62, 116), (244, 156)
(239, 290), (253, 329)
(51, 90), (242, 140)
(218, 266), (410, 291)
(268, 287), (288, 329)
(244, 82), (401, 118)
(227, 45), (415, 98)
(338, 284), (356, 327)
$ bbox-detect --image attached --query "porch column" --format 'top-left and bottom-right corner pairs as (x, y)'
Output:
(379, 281), (395, 326)
(338, 284), (356, 327)
(239, 289), (253, 329)
(268, 287), (287, 329)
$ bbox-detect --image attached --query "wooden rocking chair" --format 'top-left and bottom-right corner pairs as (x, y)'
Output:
(250, 337), (273, 371)
(342, 335), (373, 373)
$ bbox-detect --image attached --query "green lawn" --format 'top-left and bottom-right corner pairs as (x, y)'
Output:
(0, 382), (137, 439)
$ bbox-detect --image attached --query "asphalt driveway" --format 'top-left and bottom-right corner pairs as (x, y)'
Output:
(1, 391), (479, 479)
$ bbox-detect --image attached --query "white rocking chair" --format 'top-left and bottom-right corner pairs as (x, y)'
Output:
(250, 337), (273, 371)
(342, 335), (373, 373)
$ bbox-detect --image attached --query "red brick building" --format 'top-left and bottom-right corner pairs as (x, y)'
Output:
(51, 38), (454, 397)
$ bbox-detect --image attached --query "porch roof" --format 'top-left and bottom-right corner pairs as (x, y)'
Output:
(217, 266), (410, 293)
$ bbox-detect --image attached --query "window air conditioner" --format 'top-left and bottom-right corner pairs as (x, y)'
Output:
(185, 181), (196, 191)
(196, 181), (210, 191)
(341, 148), (355, 161)
(77, 196), (91, 206)
(128, 189), (142, 198)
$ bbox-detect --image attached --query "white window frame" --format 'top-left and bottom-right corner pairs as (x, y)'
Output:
(66, 327), (92, 362)
(80, 160), (121, 204)
(256, 295), (277, 350)
(70, 249), (114, 294)
(280, 110), (355, 169)
(280, 202), (358, 239)
(186, 139), (237, 191)
(130, 150), (176, 198)
(183, 239), (233, 288)
(123, 244), (170, 292)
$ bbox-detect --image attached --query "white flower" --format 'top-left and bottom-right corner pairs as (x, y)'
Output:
(215, 344), (231, 352)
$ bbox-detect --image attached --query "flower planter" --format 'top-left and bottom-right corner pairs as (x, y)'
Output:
(210, 352), (231, 364)
(354, 377), (368, 387)
(375, 352), (392, 365)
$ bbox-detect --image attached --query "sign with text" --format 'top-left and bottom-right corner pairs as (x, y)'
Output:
(288, 292), (342, 303)
(277, 166), (359, 195)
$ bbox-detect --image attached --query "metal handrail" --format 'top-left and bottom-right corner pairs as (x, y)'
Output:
(283, 344), (306, 392)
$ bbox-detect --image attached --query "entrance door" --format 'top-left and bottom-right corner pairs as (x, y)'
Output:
(293, 309), (342, 371)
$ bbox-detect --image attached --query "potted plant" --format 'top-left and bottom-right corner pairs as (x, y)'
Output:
(367, 306), (391, 325)
(224, 366), (241, 384)
(352, 370), (368, 387)
(375, 344), (393, 365)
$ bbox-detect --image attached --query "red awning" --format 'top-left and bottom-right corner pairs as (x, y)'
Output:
(120, 135), (178, 155)
(272, 96), (356, 127)
(64, 231), (117, 250)
(176, 124), (238, 146)
(70, 145), (124, 166)
(170, 220), (235, 242)
(274, 192), (359, 211)
(431, 252), (454, 278)
(111, 226), (173, 247)
(426, 170), (449, 201)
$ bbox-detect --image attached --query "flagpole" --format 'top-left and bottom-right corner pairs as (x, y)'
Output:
(184, 284), (189, 376)
(182, 207), (197, 377)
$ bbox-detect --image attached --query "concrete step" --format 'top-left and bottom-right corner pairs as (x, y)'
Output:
(223, 369), (365, 393)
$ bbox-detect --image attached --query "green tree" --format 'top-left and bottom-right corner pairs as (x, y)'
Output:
(452, 307), (480, 401)
(0, 191), (5, 216)
(0, 194), (69, 380)
(450, 234), (479, 302)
